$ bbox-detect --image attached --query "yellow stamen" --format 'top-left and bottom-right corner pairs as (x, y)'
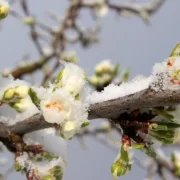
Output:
(45, 101), (62, 111)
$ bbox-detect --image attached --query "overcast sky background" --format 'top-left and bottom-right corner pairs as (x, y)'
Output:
(0, 0), (180, 180)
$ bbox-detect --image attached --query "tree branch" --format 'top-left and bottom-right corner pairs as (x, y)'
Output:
(107, 0), (166, 16)
(0, 87), (179, 137)
(10, 53), (56, 79)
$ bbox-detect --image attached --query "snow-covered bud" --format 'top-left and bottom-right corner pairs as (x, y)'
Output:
(0, 0), (9, 20)
(3, 88), (15, 100)
(15, 86), (29, 98)
(61, 121), (77, 140)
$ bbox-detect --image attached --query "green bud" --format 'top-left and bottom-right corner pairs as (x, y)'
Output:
(22, 17), (35, 25)
(0, 6), (9, 20)
(3, 88), (15, 100)
(15, 86), (29, 98)
(111, 163), (124, 177)
(89, 76), (99, 86)
(14, 161), (22, 172)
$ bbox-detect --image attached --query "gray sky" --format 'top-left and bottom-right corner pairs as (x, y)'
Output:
(1, 0), (180, 180)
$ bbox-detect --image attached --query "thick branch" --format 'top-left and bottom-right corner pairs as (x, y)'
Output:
(0, 87), (179, 137)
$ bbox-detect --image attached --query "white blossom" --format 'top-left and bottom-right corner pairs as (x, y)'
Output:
(57, 63), (85, 96)
(40, 89), (74, 124)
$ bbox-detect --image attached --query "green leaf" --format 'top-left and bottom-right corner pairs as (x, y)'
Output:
(150, 131), (177, 144)
(170, 43), (180, 57)
(28, 88), (40, 108)
(81, 121), (90, 128)
(57, 70), (64, 83)
(158, 122), (180, 130)
(153, 107), (174, 121)
(113, 64), (120, 75)
(121, 69), (129, 82)
(150, 124), (168, 131)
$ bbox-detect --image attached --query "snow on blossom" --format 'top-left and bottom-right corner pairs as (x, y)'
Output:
(57, 62), (85, 96)
(31, 63), (89, 139)
(151, 57), (180, 91)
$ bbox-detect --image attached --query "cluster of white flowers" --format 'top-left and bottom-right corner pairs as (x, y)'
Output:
(31, 63), (89, 140)
(15, 152), (65, 180)
(0, 76), (39, 124)
(0, 62), (89, 179)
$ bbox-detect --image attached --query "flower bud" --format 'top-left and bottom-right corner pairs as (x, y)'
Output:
(15, 86), (29, 98)
(89, 75), (99, 86)
(0, 5), (8, 20)
(13, 98), (31, 112)
(61, 121), (77, 140)
(14, 161), (22, 172)
(3, 88), (15, 100)
(111, 163), (124, 177)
